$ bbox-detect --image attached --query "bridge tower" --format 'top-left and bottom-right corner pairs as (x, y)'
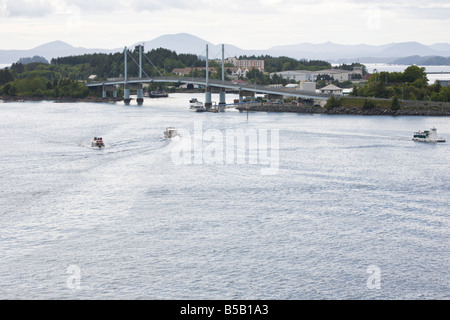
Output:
(219, 44), (226, 106)
(123, 46), (131, 105)
(136, 44), (144, 105)
(204, 44), (212, 109)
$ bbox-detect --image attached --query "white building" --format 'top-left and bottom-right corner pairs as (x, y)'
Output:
(300, 82), (316, 92)
(270, 70), (315, 82)
(227, 57), (265, 71)
(271, 68), (357, 82)
(319, 84), (343, 95)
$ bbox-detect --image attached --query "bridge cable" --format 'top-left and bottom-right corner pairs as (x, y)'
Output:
(126, 51), (152, 79)
(105, 52), (126, 80)
(142, 53), (165, 78)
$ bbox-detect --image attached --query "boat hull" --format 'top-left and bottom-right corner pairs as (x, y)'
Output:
(91, 142), (104, 148)
(412, 138), (446, 143)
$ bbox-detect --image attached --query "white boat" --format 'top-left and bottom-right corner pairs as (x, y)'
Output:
(91, 137), (105, 148)
(189, 98), (205, 112)
(164, 127), (179, 138)
(412, 127), (446, 143)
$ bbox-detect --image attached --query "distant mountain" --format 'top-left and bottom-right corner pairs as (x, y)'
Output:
(267, 41), (450, 62)
(136, 33), (249, 58)
(391, 55), (450, 66)
(1, 33), (450, 65)
(136, 34), (450, 62)
(0, 41), (118, 64)
(380, 42), (438, 57)
(429, 43), (450, 52)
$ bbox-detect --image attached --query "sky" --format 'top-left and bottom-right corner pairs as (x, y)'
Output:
(0, 0), (449, 50)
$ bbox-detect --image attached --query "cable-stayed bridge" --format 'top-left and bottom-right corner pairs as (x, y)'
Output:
(86, 45), (331, 106)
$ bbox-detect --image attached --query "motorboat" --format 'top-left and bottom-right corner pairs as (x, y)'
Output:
(92, 137), (105, 148)
(164, 127), (179, 138)
(189, 98), (205, 112)
(412, 127), (446, 143)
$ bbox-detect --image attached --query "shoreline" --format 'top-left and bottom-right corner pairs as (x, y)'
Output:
(236, 102), (450, 116)
(0, 95), (124, 103)
(2, 95), (450, 116)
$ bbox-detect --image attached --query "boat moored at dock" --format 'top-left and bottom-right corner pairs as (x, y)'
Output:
(148, 91), (169, 98)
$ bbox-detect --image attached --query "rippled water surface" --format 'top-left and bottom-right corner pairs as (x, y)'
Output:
(0, 94), (449, 299)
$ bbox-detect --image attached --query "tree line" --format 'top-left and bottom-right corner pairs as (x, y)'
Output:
(1, 47), (337, 98)
(352, 65), (450, 102)
(0, 63), (89, 98)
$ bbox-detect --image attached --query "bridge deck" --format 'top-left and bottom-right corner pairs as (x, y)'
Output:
(86, 76), (330, 100)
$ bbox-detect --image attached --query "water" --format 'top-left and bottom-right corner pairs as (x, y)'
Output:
(0, 94), (449, 299)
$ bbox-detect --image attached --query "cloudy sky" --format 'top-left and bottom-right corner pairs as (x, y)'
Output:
(0, 0), (449, 50)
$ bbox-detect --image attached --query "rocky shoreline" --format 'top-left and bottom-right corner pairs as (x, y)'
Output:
(236, 102), (450, 116)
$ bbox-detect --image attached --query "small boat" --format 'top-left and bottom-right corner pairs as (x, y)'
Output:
(189, 98), (205, 112)
(92, 137), (105, 148)
(164, 127), (179, 138)
(149, 91), (169, 98)
(412, 128), (446, 143)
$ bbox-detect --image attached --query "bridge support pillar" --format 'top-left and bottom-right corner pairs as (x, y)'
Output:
(102, 86), (106, 98)
(219, 88), (226, 105)
(124, 86), (131, 105)
(205, 86), (212, 109)
(113, 90), (117, 98)
(137, 85), (144, 105)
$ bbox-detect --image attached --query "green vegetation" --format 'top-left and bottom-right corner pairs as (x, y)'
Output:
(352, 65), (450, 102)
(1, 63), (89, 98)
(391, 96), (401, 110)
(0, 48), (202, 98)
(1, 48), (336, 98)
(325, 96), (342, 110)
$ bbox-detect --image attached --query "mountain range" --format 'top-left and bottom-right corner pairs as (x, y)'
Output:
(1, 33), (450, 65)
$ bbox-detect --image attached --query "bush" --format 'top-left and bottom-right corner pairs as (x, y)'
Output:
(430, 92), (446, 102)
(391, 96), (401, 110)
(325, 96), (342, 110)
(362, 99), (376, 110)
